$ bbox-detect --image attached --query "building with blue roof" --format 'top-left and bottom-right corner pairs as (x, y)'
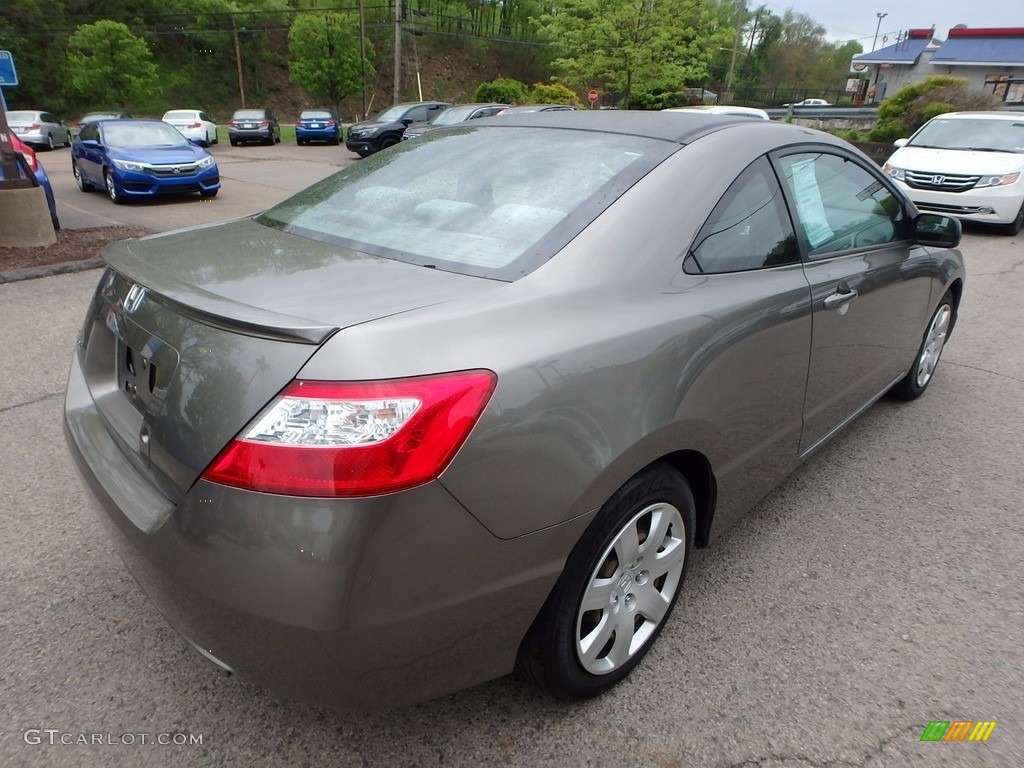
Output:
(851, 27), (1024, 105)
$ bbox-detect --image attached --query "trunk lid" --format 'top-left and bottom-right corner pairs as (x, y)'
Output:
(82, 218), (497, 500)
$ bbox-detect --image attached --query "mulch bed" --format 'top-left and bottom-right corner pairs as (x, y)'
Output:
(0, 225), (150, 275)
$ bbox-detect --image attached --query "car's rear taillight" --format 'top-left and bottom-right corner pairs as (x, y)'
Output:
(202, 371), (496, 497)
(258, 119), (268, 127)
(227, 119), (237, 126)
(17, 151), (39, 173)
(28, 122), (41, 130)
(189, 121), (201, 128)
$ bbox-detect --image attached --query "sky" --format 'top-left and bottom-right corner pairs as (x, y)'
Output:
(777, 1), (1023, 48)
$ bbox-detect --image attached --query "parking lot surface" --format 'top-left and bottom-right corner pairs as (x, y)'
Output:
(1, 144), (1021, 767)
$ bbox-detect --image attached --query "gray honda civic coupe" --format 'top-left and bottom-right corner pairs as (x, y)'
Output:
(64, 111), (965, 708)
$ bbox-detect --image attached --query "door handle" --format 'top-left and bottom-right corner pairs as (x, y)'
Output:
(823, 287), (859, 310)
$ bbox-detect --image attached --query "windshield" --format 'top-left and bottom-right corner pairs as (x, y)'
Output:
(257, 126), (669, 280)
(103, 122), (191, 148)
(910, 117), (1024, 153)
(374, 105), (411, 123)
(430, 106), (476, 126)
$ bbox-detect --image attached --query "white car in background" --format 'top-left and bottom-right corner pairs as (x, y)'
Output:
(162, 109), (218, 147)
(883, 111), (1024, 235)
(664, 105), (770, 120)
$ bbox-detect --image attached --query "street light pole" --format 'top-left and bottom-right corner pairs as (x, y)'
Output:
(872, 12), (888, 52)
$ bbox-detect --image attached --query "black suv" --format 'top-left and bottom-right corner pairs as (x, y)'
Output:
(345, 101), (450, 157)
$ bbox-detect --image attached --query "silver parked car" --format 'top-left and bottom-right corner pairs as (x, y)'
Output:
(5, 109), (71, 150)
(64, 112), (964, 709)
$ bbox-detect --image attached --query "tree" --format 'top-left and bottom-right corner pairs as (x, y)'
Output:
(288, 12), (370, 113)
(64, 21), (160, 109)
(529, 82), (581, 106)
(535, 0), (733, 108)
(475, 77), (529, 104)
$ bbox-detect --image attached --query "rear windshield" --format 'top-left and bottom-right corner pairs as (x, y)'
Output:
(233, 110), (267, 120)
(300, 110), (333, 119)
(164, 111), (198, 120)
(256, 126), (670, 280)
(6, 111), (36, 121)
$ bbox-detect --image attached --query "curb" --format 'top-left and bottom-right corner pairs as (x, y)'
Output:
(0, 258), (104, 285)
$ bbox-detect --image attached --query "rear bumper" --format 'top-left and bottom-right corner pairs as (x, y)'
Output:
(228, 128), (273, 143)
(296, 126), (338, 142)
(63, 350), (580, 708)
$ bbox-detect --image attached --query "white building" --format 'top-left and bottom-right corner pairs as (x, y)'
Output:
(852, 27), (1024, 104)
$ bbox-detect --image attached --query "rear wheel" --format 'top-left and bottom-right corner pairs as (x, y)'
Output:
(516, 463), (694, 700)
(104, 170), (124, 205)
(890, 290), (954, 400)
(46, 133), (55, 150)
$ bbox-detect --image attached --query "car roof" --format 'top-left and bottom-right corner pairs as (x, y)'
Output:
(474, 109), (803, 146)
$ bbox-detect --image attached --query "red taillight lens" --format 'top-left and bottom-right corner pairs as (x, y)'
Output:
(28, 122), (41, 130)
(227, 119), (237, 126)
(325, 120), (336, 127)
(190, 121), (201, 128)
(202, 371), (497, 497)
(17, 151), (39, 173)
(258, 119), (268, 127)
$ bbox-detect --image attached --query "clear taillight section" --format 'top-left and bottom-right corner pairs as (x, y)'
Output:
(202, 371), (496, 497)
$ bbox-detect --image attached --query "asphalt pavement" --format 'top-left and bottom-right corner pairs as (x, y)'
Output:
(0, 151), (1021, 767)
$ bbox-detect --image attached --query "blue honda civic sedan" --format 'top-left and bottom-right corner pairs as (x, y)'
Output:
(294, 109), (341, 145)
(71, 119), (220, 204)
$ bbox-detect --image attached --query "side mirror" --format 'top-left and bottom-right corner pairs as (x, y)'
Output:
(401, 118), (413, 126)
(893, 138), (909, 148)
(914, 213), (961, 249)
(81, 139), (100, 148)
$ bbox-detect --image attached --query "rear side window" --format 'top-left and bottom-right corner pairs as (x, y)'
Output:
(686, 157), (798, 274)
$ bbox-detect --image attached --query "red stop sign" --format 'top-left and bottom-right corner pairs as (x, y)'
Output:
(588, 89), (599, 103)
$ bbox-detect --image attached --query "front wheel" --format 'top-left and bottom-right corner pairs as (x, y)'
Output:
(72, 161), (92, 192)
(516, 463), (694, 700)
(1001, 201), (1024, 236)
(104, 170), (124, 205)
(890, 290), (955, 400)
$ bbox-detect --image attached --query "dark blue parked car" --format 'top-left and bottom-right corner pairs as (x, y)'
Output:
(295, 109), (340, 145)
(3, 134), (60, 230)
(71, 119), (220, 204)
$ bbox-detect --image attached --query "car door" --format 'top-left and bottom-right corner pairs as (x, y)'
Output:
(76, 122), (105, 184)
(679, 155), (813, 530)
(772, 147), (932, 455)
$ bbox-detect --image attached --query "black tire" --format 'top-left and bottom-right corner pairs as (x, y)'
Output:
(229, 139), (239, 147)
(46, 133), (55, 151)
(199, 188), (219, 198)
(63, 134), (71, 148)
(72, 161), (92, 193)
(516, 463), (695, 700)
(356, 150), (372, 158)
(297, 138), (305, 146)
(379, 137), (398, 150)
(331, 135), (340, 146)
(104, 170), (124, 205)
(890, 290), (955, 401)
(1002, 201), (1024, 236)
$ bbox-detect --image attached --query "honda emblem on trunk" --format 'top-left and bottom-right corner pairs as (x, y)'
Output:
(124, 284), (146, 314)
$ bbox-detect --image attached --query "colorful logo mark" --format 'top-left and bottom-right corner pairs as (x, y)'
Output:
(921, 721), (997, 742)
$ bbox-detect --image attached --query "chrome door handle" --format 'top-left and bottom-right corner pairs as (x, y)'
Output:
(823, 288), (859, 310)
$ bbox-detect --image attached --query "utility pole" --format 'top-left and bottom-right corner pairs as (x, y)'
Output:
(393, 0), (402, 104)
(359, 0), (367, 118)
(872, 12), (888, 52)
(232, 16), (246, 108)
